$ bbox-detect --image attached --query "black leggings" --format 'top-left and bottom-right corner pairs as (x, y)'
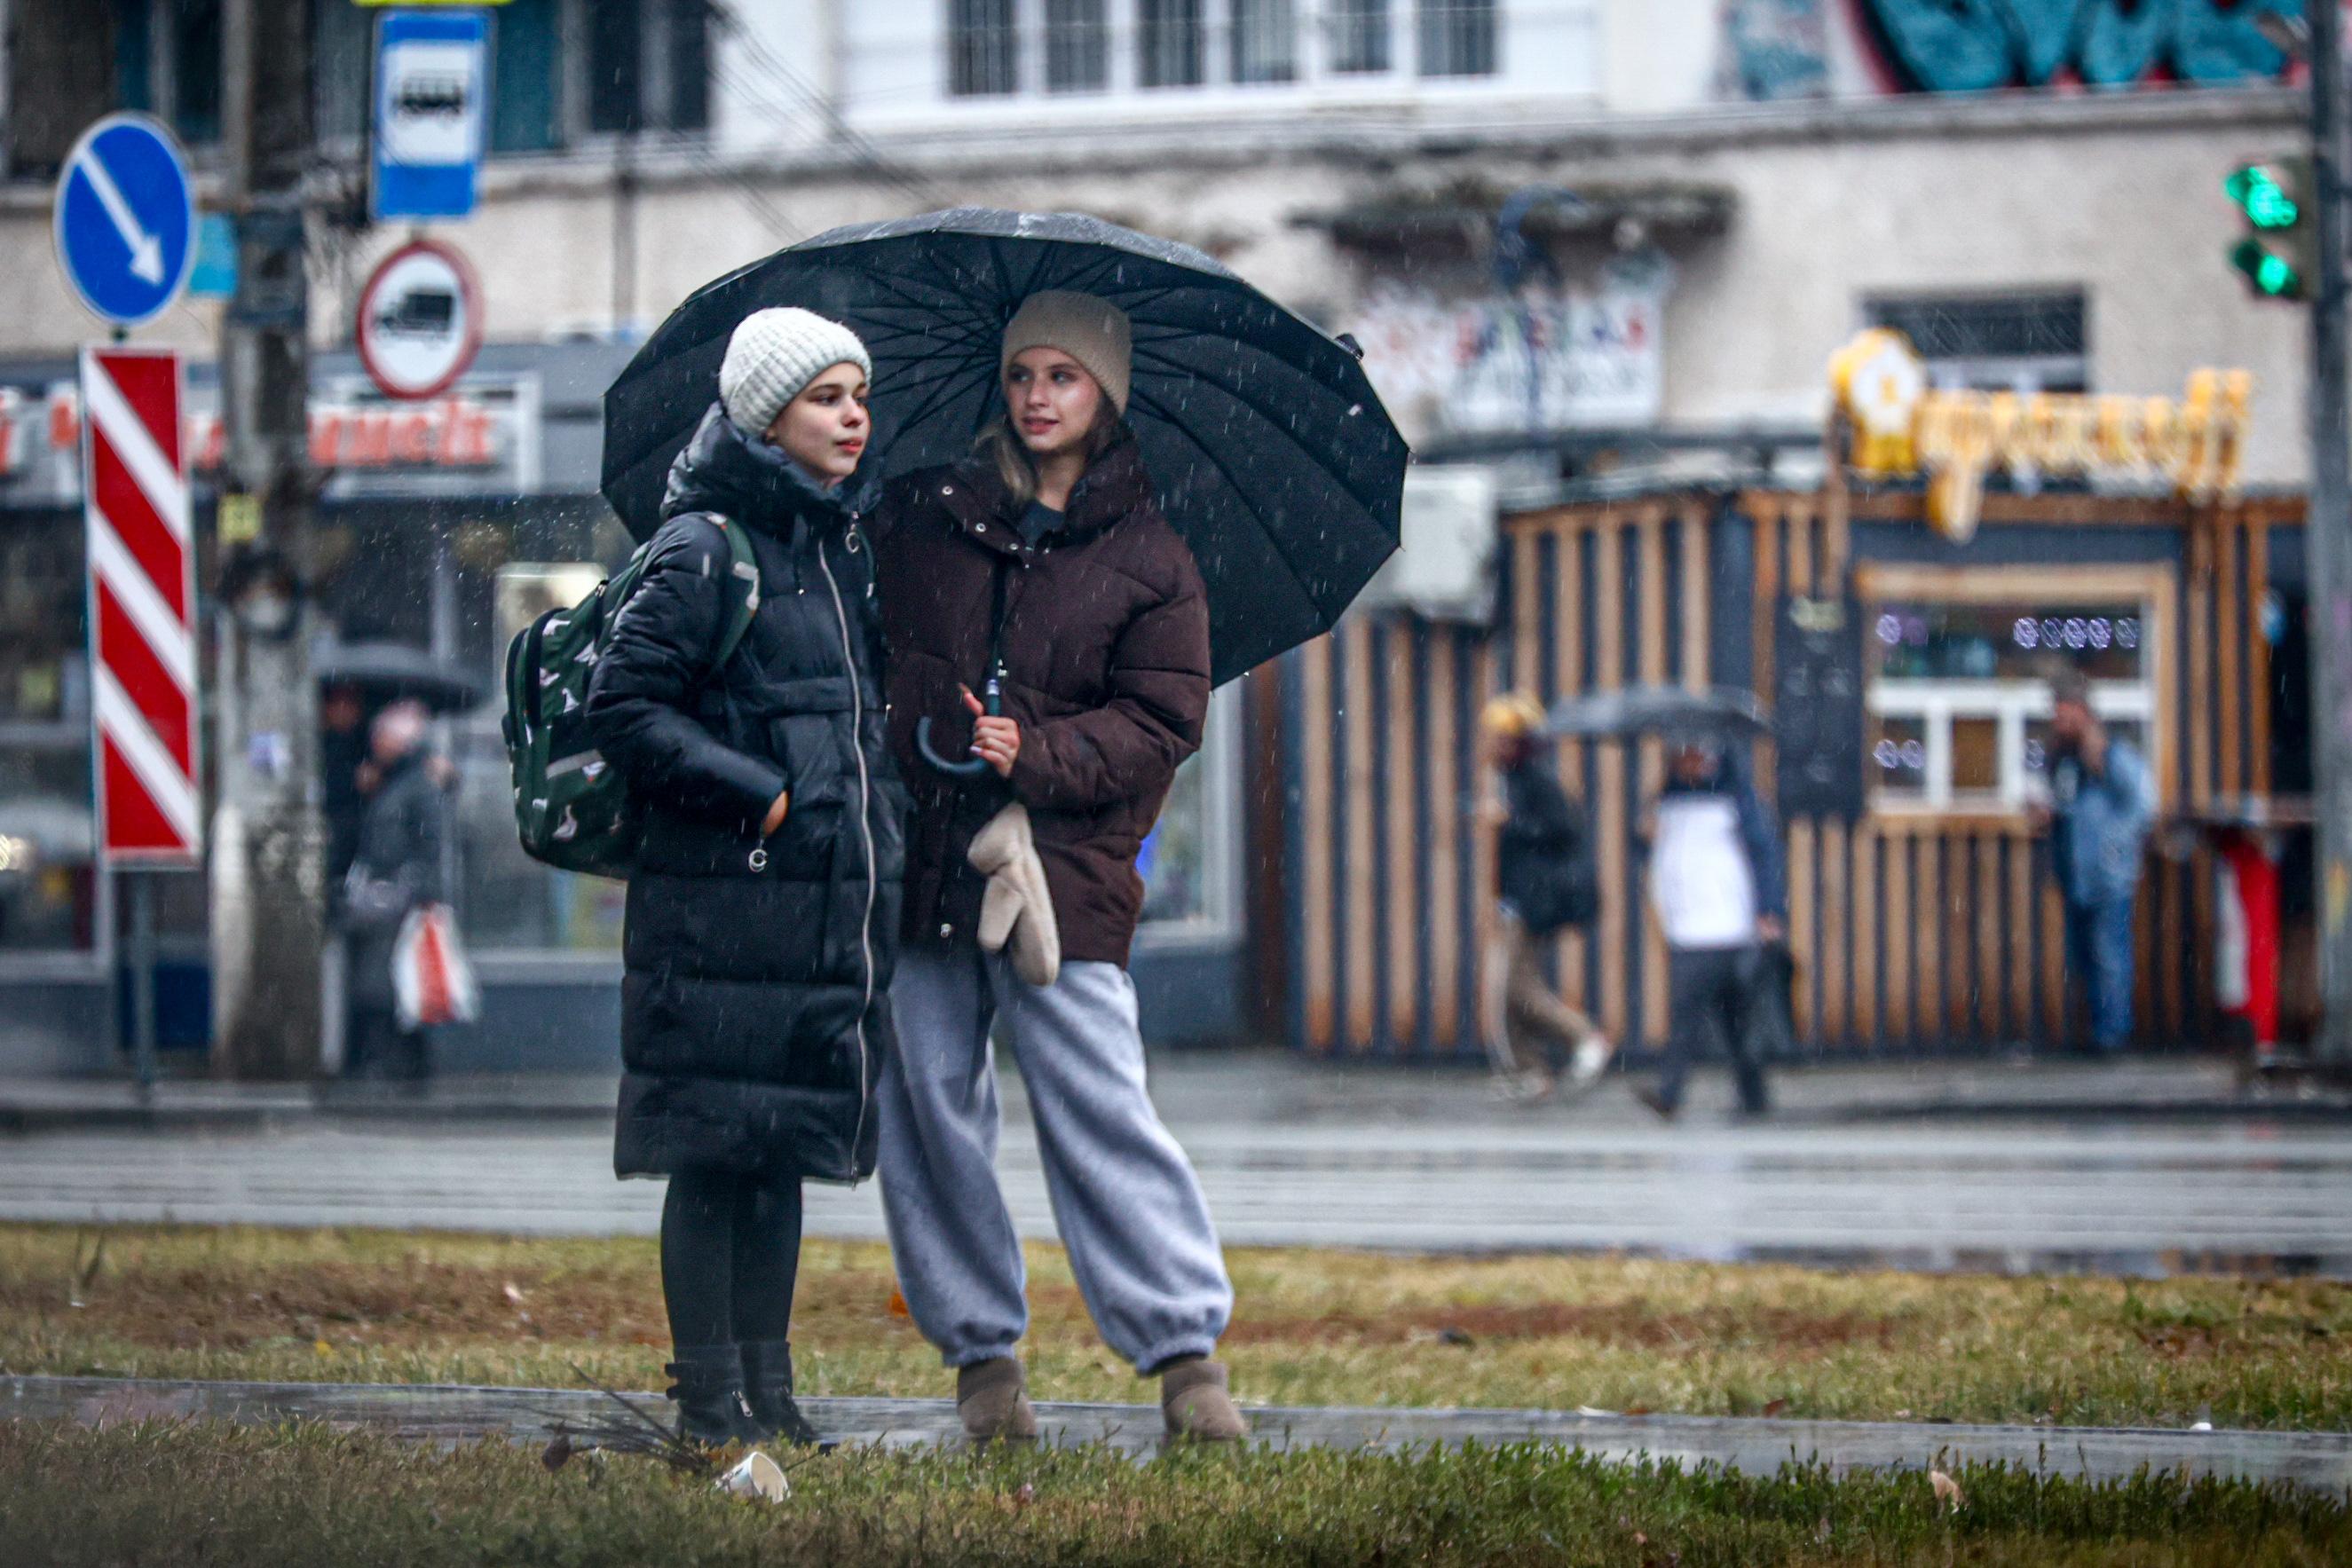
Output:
(659, 1170), (804, 1352)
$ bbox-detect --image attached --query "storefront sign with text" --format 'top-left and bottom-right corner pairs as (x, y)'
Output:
(0, 377), (530, 505)
(1831, 328), (2253, 542)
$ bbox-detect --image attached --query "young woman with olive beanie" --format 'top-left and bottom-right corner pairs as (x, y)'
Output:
(586, 306), (903, 1446)
(871, 291), (1247, 1443)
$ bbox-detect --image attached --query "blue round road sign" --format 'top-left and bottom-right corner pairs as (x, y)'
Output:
(53, 114), (195, 327)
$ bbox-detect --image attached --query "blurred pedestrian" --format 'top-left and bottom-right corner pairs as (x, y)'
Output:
(2031, 668), (2156, 1053)
(1638, 740), (1787, 1121)
(872, 291), (1246, 1444)
(585, 308), (900, 1446)
(319, 678), (371, 894)
(1480, 691), (1609, 1103)
(339, 699), (446, 1086)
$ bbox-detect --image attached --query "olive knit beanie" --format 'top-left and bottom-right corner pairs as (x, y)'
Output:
(1001, 291), (1133, 414)
(719, 307), (872, 437)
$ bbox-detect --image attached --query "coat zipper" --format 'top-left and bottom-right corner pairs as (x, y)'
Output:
(817, 535), (877, 1175)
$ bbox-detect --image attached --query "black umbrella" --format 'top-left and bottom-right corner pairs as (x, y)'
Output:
(601, 208), (1409, 686)
(316, 642), (485, 714)
(1543, 685), (1771, 742)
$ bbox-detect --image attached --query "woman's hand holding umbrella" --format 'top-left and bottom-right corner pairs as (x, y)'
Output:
(962, 686), (1021, 779)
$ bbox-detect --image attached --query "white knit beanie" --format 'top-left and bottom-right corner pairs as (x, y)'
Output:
(719, 308), (872, 437)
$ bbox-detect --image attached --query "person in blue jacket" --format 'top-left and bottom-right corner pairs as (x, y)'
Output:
(1638, 738), (1787, 1120)
(2033, 667), (2156, 1053)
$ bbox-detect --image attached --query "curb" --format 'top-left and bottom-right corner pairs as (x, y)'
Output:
(7, 1375), (2348, 1491)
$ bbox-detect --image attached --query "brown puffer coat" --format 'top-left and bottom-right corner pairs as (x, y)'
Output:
(873, 433), (1209, 968)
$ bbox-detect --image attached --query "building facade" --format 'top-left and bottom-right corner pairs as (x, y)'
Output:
(0, 1), (2312, 1071)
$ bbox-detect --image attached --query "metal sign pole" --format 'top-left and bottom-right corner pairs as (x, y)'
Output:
(127, 870), (157, 1091)
(2309, 1), (2352, 1064)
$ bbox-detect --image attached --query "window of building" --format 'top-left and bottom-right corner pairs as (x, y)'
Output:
(951, 0), (1022, 96)
(586, 1), (644, 132)
(1329, 0), (1393, 74)
(1231, 0), (1298, 84)
(1858, 565), (2172, 815)
(572, 0), (715, 139)
(1140, 0), (1208, 88)
(1045, 0), (1110, 91)
(1418, 0), (1498, 78)
(491, 0), (565, 153)
(1867, 291), (2089, 394)
(667, 0), (713, 131)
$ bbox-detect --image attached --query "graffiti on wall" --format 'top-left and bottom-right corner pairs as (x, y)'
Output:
(1854, 0), (2301, 93)
(1717, 0), (1830, 102)
(1347, 260), (1670, 437)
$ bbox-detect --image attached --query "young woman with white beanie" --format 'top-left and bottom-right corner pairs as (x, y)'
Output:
(587, 306), (904, 1446)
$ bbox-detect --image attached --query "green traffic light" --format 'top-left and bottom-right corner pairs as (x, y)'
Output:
(2227, 165), (2301, 230)
(2233, 237), (2303, 298)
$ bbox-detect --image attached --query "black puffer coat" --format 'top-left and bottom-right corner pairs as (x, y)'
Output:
(586, 404), (904, 1185)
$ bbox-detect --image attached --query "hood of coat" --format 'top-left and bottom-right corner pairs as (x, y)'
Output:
(943, 426), (1156, 549)
(661, 402), (874, 538)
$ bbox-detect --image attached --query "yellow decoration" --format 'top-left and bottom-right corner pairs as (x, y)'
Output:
(1828, 331), (2254, 543)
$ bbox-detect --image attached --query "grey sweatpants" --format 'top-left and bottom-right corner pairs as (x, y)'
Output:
(877, 944), (1234, 1374)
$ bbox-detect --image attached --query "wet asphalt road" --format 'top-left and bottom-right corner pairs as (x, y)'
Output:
(3, 1057), (2346, 1277)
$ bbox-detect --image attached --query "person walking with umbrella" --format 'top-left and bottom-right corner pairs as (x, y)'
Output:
(584, 308), (900, 1446)
(870, 292), (1247, 1444)
(1637, 738), (1788, 1121)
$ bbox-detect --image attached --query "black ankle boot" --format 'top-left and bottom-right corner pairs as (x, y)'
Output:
(739, 1339), (821, 1446)
(663, 1345), (761, 1446)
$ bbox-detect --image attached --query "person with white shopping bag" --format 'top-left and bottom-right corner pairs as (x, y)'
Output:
(341, 699), (467, 1082)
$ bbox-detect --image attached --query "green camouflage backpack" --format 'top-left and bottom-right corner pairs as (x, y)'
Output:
(501, 517), (760, 878)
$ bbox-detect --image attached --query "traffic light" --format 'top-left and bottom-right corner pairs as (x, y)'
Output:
(2226, 158), (2313, 301)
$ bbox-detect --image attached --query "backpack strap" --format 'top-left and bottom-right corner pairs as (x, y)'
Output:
(706, 515), (762, 677)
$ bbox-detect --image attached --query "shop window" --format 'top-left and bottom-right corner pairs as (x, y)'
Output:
(0, 514), (100, 955)
(1859, 565), (2173, 815)
(1140, 0), (1208, 87)
(1231, 0), (1298, 84)
(1330, 0), (1393, 74)
(1418, 0), (1498, 78)
(951, 0), (1022, 96)
(463, 562), (624, 955)
(1867, 291), (2088, 394)
(1046, 0), (1110, 92)
(1137, 687), (1240, 937)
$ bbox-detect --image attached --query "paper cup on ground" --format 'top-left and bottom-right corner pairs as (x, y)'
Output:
(716, 1449), (788, 1502)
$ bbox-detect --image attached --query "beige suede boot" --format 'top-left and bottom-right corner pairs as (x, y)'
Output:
(956, 1356), (1039, 1442)
(1159, 1356), (1249, 1442)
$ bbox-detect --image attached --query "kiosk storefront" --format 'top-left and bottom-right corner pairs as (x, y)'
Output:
(1271, 337), (2293, 1060)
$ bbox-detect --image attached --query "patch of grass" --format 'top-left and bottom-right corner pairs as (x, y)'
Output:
(3, 1222), (2350, 1430)
(3, 1419), (2346, 1568)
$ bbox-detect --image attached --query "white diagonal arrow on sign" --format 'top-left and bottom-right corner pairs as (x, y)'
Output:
(86, 518), (196, 696)
(94, 664), (200, 848)
(71, 144), (166, 286)
(83, 352), (188, 542)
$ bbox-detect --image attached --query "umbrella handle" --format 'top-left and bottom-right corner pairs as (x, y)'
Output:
(916, 717), (994, 779)
(916, 664), (1006, 778)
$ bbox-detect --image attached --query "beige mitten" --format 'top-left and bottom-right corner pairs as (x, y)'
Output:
(967, 802), (1061, 987)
